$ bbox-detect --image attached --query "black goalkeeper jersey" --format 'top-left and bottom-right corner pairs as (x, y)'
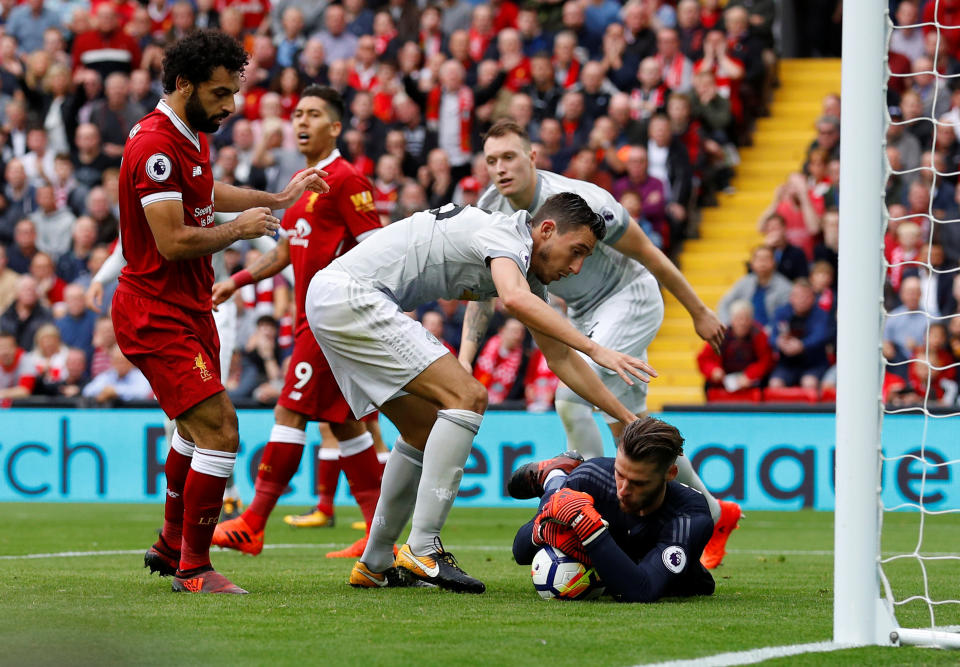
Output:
(513, 458), (716, 602)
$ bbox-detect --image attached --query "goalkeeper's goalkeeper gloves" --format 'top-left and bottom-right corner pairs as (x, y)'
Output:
(538, 488), (608, 547)
(532, 515), (592, 565)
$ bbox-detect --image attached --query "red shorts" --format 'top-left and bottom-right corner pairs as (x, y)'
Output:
(277, 325), (355, 424)
(112, 289), (223, 419)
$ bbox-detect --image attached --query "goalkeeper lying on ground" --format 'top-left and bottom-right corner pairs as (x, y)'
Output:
(511, 416), (716, 602)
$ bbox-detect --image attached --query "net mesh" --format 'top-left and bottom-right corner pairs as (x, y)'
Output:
(881, 0), (960, 632)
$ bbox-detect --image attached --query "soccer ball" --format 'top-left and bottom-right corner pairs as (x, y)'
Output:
(530, 545), (605, 600)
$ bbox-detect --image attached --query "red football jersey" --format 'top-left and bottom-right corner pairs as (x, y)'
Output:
(116, 100), (216, 313)
(282, 150), (381, 331)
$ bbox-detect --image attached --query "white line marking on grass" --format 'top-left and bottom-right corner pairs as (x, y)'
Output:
(634, 641), (853, 667)
(0, 543), (511, 561)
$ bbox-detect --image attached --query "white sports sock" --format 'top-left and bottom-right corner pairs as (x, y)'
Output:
(190, 447), (237, 479)
(338, 432), (373, 457)
(675, 454), (721, 522)
(361, 438), (423, 572)
(555, 398), (604, 459)
(377, 451), (390, 465)
(406, 409), (483, 555)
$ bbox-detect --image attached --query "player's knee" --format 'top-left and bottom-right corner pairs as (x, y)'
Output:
(455, 379), (488, 413)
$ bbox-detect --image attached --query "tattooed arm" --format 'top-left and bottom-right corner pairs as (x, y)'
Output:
(458, 299), (495, 371)
(211, 236), (291, 310)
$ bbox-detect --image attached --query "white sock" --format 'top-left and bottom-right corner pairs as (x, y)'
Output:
(406, 409), (483, 555)
(361, 438), (423, 572)
(338, 432), (373, 457)
(556, 398), (604, 459)
(377, 451), (390, 465)
(190, 447), (237, 478)
(675, 454), (721, 522)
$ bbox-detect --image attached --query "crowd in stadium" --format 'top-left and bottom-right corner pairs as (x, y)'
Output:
(6, 0), (929, 412)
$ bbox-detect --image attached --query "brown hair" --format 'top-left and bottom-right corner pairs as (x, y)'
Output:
(618, 417), (685, 473)
(482, 119), (531, 151)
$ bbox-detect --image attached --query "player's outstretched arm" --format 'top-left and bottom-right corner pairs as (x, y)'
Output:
(490, 257), (657, 387)
(212, 236), (292, 309)
(458, 299), (495, 371)
(532, 330), (638, 425)
(611, 220), (725, 353)
(86, 231), (127, 312)
(212, 168), (329, 212)
(144, 200), (279, 261)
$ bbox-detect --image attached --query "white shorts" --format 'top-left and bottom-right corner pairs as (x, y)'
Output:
(566, 273), (664, 422)
(304, 269), (450, 418)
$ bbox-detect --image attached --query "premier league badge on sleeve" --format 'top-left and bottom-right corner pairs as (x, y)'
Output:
(146, 153), (172, 182)
(662, 545), (687, 573)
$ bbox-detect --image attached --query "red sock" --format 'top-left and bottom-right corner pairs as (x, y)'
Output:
(161, 447), (192, 552)
(316, 450), (341, 516)
(180, 468), (229, 572)
(339, 444), (382, 537)
(243, 440), (305, 532)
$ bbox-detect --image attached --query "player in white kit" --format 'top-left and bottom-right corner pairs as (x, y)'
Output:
(469, 120), (740, 569)
(306, 193), (655, 593)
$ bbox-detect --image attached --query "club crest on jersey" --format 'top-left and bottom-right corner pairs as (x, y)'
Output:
(290, 218), (311, 247)
(146, 153), (172, 182)
(661, 545), (687, 573)
(194, 353), (213, 382)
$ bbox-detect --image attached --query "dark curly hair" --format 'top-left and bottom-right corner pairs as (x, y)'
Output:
(161, 30), (249, 94)
(300, 85), (345, 122)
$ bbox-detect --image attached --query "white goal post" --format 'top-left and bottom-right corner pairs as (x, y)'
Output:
(834, 0), (960, 649)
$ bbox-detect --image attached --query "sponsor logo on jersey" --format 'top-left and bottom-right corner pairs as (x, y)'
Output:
(661, 545), (687, 573)
(194, 353), (213, 382)
(129, 123), (141, 139)
(289, 218), (312, 247)
(350, 190), (376, 213)
(192, 166), (202, 177)
(146, 153), (172, 182)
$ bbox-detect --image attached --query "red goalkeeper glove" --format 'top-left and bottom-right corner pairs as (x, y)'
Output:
(538, 488), (608, 547)
(532, 516), (592, 565)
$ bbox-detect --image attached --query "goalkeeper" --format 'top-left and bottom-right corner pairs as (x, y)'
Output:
(511, 417), (715, 602)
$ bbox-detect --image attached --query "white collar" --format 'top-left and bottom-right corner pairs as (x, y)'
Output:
(156, 99), (201, 152)
(313, 148), (341, 171)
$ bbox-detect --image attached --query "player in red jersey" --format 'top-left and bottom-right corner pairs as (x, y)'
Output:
(210, 86), (387, 560)
(119, 30), (327, 594)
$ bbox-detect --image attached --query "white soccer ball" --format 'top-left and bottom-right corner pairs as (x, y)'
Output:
(530, 545), (605, 600)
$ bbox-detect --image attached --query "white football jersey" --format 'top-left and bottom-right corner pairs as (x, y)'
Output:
(478, 169), (653, 316)
(328, 204), (548, 311)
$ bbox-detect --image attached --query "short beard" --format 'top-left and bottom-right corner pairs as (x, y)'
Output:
(185, 90), (223, 134)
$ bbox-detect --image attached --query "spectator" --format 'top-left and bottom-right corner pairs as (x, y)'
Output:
(806, 114), (841, 164)
(162, 1), (195, 46)
(87, 72), (144, 159)
(419, 147), (456, 209)
(89, 315), (115, 377)
(768, 279), (833, 391)
(1, 159), (38, 244)
(612, 146), (669, 243)
(229, 315), (283, 404)
(557, 89), (591, 150)
(813, 208), (839, 274)
(810, 260), (837, 318)
(51, 153), (88, 216)
(21, 127), (57, 187)
(622, 0), (657, 60)
(55, 282), (96, 357)
(760, 172), (822, 260)
(372, 153), (402, 223)
(887, 220), (922, 294)
(3, 99), (30, 159)
(57, 346), (89, 397)
(884, 276), (930, 366)
(420, 310), (456, 355)
(7, 218), (40, 274)
(0, 245), (17, 312)
(313, 4), (358, 64)
(535, 118), (574, 173)
(516, 7), (550, 57)
(644, 113), (693, 246)
(552, 30), (583, 90)
(676, 0), (705, 61)
(383, 127), (420, 180)
(524, 53), (562, 124)
(297, 38), (328, 88)
(599, 22), (639, 92)
(564, 146), (613, 192)
(453, 174), (482, 207)
(391, 181), (428, 222)
(691, 70), (732, 143)
(523, 344), (559, 412)
(577, 60), (617, 122)
(128, 68), (160, 110)
(84, 186), (119, 245)
(697, 299), (773, 398)
(695, 29), (745, 134)
(270, 0), (324, 39)
(30, 184), (76, 262)
(0, 273), (53, 349)
(717, 245), (792, 328)
(6, 0), (64, 55)
(72, 3), (141, 77)
(440, 0), (472, 36)
(81, 343), (152, 403)
(344, 89), (387, 160)
(654, 27), (693, 92)
(345, 0), (374, 37)
(0, 331), (36, 400)
(71, 122), (121, 191)
(26, 322), (68, 394)
(761, 213), (808, 281)
(29, 251), (66, 308)
(474, 317), (527, 406)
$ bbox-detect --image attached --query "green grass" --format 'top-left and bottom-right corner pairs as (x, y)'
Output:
(1, 505), (958, 666)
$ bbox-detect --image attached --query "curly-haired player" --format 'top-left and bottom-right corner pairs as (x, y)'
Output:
(118, 30), (327, 594)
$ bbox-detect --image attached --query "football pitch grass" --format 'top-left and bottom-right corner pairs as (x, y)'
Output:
(2, 504), (959, 666)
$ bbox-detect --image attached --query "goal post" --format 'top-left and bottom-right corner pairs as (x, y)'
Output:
(833, 0), (891, 646)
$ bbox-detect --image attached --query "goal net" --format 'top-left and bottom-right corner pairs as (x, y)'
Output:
(834, 0), (960, 649)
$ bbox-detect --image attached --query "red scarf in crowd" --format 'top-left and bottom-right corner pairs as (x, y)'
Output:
(656, 53), (687, 90)
(468, 27), (493, 62)
(554, 57), (581, 89)
(426, 85), (473, 154)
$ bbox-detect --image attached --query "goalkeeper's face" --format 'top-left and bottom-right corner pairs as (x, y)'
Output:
(614, 452), (678, 516)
